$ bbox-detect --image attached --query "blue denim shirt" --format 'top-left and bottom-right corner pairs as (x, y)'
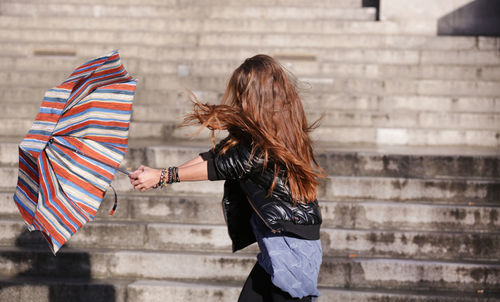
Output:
(250, 213), (322, 299)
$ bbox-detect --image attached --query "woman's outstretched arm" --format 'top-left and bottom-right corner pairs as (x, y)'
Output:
(129, 156), (208, 192)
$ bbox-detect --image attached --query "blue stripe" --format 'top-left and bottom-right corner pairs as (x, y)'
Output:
(61, 125), (129, 137)
(38, 157), (80, 234)
(23, 138), (47, 144)
(59, 136), (127, 159)
(47, 88), (70, 93)
(32, 121), (56, 127)
(39, 107), (64, 115)
(99, 142), (128, 153)
(47, 145), (113, 187)
(80, 97), (132, 104)
(69, 66), (126, 96)
(43, 97), (68, 103)
(14, 192), (36, 218)
(28, 130), (53, 137)
(59, 107), (131, 123)
(68, 68), (128, 103)
(20, 146), (44, 154)
(56, 174), (102, 205)
(57, 181), (101, 212)
(93, 88), (135, 95)
(16, 175), (38, 199)
(18, 155), (39, 178)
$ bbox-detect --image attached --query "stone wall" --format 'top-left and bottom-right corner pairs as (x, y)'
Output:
(381, 0), (500, 36)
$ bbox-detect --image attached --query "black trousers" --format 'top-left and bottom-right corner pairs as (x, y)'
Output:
(238, 262), (313, 302)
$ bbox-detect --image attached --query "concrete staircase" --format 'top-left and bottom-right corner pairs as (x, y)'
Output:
(0, 0), (499, 301)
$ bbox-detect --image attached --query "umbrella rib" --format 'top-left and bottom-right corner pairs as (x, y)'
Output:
(48, 138), (130, 176)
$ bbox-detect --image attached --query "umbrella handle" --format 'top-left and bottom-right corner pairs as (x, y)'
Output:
(48, 138), (131, 176)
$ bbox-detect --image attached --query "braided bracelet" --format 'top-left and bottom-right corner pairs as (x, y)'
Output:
(167, 166), (180, 184)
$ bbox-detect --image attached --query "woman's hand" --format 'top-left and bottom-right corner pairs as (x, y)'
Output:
(129, 165), (162, 192)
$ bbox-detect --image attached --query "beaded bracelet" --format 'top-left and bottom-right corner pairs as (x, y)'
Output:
(155, 168), (167, 189)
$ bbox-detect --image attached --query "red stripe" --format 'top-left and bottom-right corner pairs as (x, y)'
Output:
(41, 100), (66, 109)
(78, 203), (97, 217)
(19, 160), (39, 184)
(14, 202), (34, 224)
(50, 159), (105, 198)
(59, 82), (74, 90)
(39, 152), (81, 233)
(35, 113), (60, 123)
(66, 69), (129, 104)
(65, 101), (132, 116)
(84, 136), (128, 148)
(55, 120), (129, 137)
(25, 134), (50, 141)
(68, 138), (121, 168)
(35, 211), (66, 247)
(52, 142), (115, 180)
(17, 182), (37, 202)
(100, 83), (137, 91)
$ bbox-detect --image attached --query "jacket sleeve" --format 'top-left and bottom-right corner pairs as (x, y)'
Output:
(200, 136), (264, 181)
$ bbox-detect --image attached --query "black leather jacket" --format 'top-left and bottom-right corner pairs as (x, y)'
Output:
(200, 136), (322, 252)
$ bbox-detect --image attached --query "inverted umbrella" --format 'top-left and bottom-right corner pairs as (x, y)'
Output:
(13, 51), (136, 254)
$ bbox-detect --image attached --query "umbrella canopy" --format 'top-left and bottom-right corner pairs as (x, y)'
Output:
(13, 51), (136, 254)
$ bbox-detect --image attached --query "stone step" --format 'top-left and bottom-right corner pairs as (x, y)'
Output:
(0, 247), (498, 292)
(1, 118), (499, 147)
(126, 280), (500, 302)
(1, 42), (498, 66)
(1, 56), (500, 82)
(2, 86), (499, 115)
(6, 0), (364, 8)
(2, 71), (500, 97)
(0, 16), (402, 35)
(4, 102), (500, 131)
(2, 165), (499, 202)
(0, 276), (129, 302)
(319, 175), (500, 204)
(308, 126), (500, 147)
(2, 185), (500, 232)
(0, 29), (492, 51)
(1, 219), (499, 261)
(0, 3), (376, 20)
(3, 277), (496, 302)
(142, 76), (500, 98)
(134, 122), (500, 148)
(144, 143), (500, 179)
(301, 94), (500, 114)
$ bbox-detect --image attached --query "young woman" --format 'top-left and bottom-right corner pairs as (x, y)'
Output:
(129, 54), (324, 302)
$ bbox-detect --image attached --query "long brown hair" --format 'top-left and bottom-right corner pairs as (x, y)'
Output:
(183, 54), (324, 203)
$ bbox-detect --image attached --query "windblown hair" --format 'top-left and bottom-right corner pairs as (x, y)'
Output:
(183, 54), (324, 203)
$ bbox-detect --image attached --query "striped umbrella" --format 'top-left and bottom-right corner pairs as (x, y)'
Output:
(13, 51), (136, 254)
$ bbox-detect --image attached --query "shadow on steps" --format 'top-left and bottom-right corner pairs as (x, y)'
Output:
(0, 230), (117, 302)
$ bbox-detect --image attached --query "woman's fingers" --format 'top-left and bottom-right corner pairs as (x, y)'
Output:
(130, 166), (161, 192)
